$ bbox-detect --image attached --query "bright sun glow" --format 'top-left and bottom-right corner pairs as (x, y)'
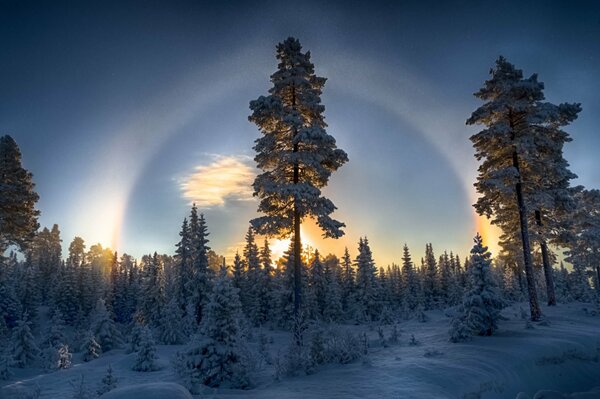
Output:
(268, 225), (316, 262)
(475, 213), (501, 256)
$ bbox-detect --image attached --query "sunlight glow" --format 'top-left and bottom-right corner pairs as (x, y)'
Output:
(267, 225), (317, 262)
(475, 213), (501, 256)
(181, 155), (255, 207)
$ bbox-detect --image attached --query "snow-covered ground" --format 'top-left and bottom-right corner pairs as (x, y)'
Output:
(2, 302), (599, 399)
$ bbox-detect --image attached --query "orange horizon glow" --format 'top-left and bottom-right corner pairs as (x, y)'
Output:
(475, 213), (501, 256)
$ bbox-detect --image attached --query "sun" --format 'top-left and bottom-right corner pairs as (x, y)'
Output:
(268, 225), (316, 262)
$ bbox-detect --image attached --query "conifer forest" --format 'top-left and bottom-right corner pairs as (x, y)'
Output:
(1, 1), (599, 398)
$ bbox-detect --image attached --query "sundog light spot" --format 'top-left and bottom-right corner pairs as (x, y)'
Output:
(181, 155), (255, 207)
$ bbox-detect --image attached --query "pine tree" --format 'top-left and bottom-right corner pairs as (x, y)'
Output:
(565, 188), (600, 300)
(97, 364), (118, 395)
(243, 227), (262, 325)
(81, 330), (101, 362)
(10, 311), (39, 368)
(90, 299), (122, 352)
(354, 238), (380, 321)
(140, 253), (165, 326)
(323, 254), (343, 322)
(450, 234), (504, 342)
(0, 135), (40, 253)
(340, 247), (355, 312)
(17, 254), (39, 320)
(187, 211), (213, 325)
(249, 37), (348, 324)
(307, 250), (327, 320)
(422, 244), (439, 310)
(468, 57), (580, 319)
(257, 239), (274, 324)
(0, 353), (12, 380)
(175, 217), (193, 310)
(132, 326), (159, 372)
(160, 297), (185, 345)
(401, 244), (419, 312)
(176, 268), (249, 390)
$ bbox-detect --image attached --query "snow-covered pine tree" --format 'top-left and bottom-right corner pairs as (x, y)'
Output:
(0, 135), (40, 254)
(160, 297), (185, 345)
(354, 238), (380, 321)
(139, 253), (165, 327)
(16, 254), (39, 321)
(340, 247), (355, 313)
(307, 250), (327, 320)
(438, 252), (452, 307)
(175, 217), (193, 310)
(55, 261), (79, 324)
(10, 311), (39, 368)
(243, 227), (262, 325)
(97, 364), (118, 395)
(467, 56), (580, 318)
(132, 325), (159, 372)
(565, 188), (600, 300)
(81, 330), (101, 362)
(450, 234), (504, 342)
(257, 239), (274, 324)
(249, 37), (348, 325)
(53, 344), (72, 370)
(90, 298), (122, 352)
(401, 245), (419, 313)
(323, 254), (343, 322)
(422, 244), (439, 310)
(176, 268), (249, 390)
(186, 210), (213, 325)
(0, 353), (12, 380)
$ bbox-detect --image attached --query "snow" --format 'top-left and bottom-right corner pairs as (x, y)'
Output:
(99, 382), (192, 399)
(1, 302), (599, 399)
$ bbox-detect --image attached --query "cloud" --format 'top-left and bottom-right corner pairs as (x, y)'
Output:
(181, 155), (256, 207)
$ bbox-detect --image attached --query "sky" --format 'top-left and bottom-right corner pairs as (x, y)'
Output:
(1, 0), (599, 265)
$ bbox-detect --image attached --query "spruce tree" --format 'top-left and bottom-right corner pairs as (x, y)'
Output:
(422, 244), (439, 310)
(81, 330), (101, 362)
(401, 245), (419, 312)
(340, 247), (355, 312)
(97, 364), (118, 395)
(354, 238), (380, 321)
(160, 297), (185, 345)
(132, 326), (158, 372)
(90, 299), (122, 352)
(175, 217), (192, 310)
(450, 234), (504, 342)
(0, 135), (40, 253)
(176, 268), (249, 390)
(10, 311), (39, 368)
(186, 211), (212, 325)
(565, 188), (600, 300)
(243, 227), (261, 324)
(140, 253), (165, 326)
(249, 37), (348, 324)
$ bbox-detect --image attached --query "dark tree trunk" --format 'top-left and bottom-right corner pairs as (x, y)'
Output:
(512, 150), (542, 321)
(535, 210), (557, 306)
(509, 110), (542, 321)
(291, 84), (303, 345)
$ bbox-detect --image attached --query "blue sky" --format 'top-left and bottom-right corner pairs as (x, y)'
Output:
(2, 0), (599, 264)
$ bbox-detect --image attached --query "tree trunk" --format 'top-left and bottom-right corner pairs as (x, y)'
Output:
(291, 84), (303, 345)
(513, 150), (542, 321)
(535, 210), (557, 306)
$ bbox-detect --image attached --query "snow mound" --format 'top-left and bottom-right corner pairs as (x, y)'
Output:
(99, 382), (192, 399)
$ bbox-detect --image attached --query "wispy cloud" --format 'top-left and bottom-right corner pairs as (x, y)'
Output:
(181, 155), (255, 207)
